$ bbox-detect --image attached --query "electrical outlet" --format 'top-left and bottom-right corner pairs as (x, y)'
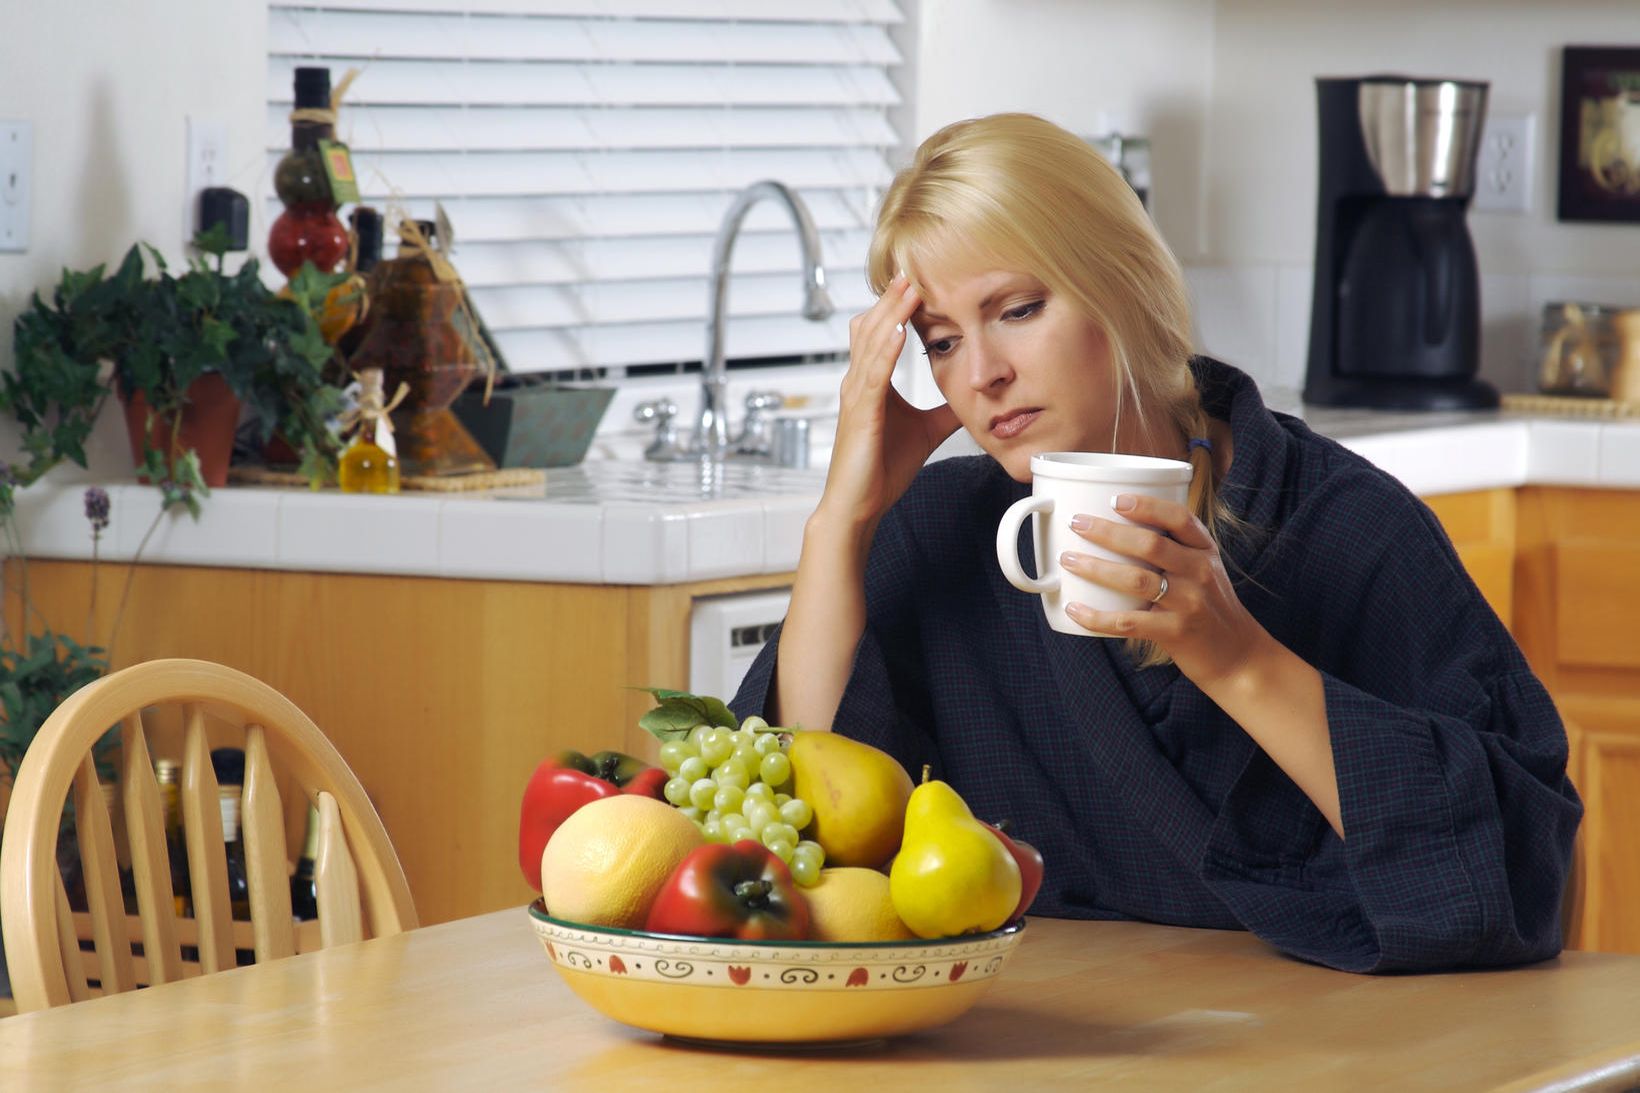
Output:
(0, 120), (32, 253)
(185, 117), (228, 245)
(1473, 112), (1534, 214)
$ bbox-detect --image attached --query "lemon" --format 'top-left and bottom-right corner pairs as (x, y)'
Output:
(803, 867), (915, 942)
(540, 795), (703, 929)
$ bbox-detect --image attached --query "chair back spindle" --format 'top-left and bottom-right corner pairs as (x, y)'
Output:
(243, 725), (297, 961)
(119, 711), (184, 984)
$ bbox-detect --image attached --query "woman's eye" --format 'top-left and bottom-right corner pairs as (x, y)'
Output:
(924, 338), (957, 359)
(1003, 300), (1044, 321)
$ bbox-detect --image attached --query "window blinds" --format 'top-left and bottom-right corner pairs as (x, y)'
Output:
(265, 1), (904, 378)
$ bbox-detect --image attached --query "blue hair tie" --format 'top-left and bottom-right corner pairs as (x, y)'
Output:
(1187, 437), (1213, 454)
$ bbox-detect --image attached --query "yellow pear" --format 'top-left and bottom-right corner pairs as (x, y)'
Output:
(889, 772), (1021, 938)
(787, 731), (914, 868)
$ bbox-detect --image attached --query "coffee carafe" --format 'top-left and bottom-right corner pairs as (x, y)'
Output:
(1304, 76), (1498, 410)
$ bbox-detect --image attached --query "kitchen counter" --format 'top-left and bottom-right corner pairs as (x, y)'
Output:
(11, 408), (1640, 585)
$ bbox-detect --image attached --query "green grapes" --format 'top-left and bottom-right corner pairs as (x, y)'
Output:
(656, 721), (825, 886)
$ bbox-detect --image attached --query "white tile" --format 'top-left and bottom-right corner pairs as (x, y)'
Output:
(1597, 423), (1640, 488)
(1184, 265), (1279, 386)
(116, 485), (281, 568)
(1341, 421), (1529, 496)
(278, 493), (442, 575)
(684, 503), (765, 581)
(10, 482), (135, 562)
(437, 499), (603, 583)
(761, 495), (818, 573)
(1479, 274), (1533, 395)
(1525, 421), (1602, 485)
(1272, 265), (1313, 396)
(601, 504), (690, 583)
(1527, 273), (1640, 314)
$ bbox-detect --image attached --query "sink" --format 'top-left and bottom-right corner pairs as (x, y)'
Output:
(488, 456), (829, 505)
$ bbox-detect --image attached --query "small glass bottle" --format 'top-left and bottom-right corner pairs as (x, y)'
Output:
(339, 366), (402, 494)
(290, 801), (320, 922)
(154, 758), (193, 918)
(211, 747), (255, 966)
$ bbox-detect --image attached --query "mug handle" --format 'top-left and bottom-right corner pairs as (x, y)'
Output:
(996, 495), (1057, 594)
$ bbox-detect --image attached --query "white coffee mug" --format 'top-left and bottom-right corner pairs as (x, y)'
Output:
(995, 452), (1193, 637)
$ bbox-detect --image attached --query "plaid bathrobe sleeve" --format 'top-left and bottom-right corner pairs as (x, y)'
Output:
(1198, 465), (1583, 972)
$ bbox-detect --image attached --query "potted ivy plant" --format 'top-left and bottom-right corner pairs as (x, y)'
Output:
(5, 225), (345, 514)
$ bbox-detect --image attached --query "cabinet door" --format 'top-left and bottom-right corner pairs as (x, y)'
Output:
(1421, 489), (1514, 625)
(1558, 697), (1640, 953)
(1578, 729), (1640, 953)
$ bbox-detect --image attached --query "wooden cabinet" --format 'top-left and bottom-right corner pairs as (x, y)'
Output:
(4, 561), (793, 927)
(1427, 487), (1640, 953)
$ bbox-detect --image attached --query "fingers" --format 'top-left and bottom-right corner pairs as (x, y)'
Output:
(1058, 551), (1170, 606)
(1063, 601), (1179, 640)
(846, 273), (920, 390)
(1109, 492), (1215, 550)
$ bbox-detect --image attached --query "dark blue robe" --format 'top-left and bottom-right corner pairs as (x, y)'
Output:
(731, 358), (1581, 974)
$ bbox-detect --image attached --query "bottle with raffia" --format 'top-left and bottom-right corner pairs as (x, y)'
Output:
(268, 66), (348, 279)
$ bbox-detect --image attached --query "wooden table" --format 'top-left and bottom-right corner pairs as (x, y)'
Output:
(3, 912), (1638, 1091)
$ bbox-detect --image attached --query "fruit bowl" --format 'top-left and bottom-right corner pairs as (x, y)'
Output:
(527, 901), (1027, 1044)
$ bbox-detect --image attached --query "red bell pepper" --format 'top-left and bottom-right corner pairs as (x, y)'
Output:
(645, 840), (812, 940)
(984, 821), (1045, 922)
(518, 750), (668, 891)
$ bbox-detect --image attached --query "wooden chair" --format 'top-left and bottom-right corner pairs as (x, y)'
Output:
(1, 658), (417, 1012)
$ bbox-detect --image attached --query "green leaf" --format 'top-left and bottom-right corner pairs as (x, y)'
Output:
(632, 686), (739, 742)
(192, 222), (232, 259)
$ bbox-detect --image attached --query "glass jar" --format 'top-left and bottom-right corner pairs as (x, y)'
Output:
(1538, 302), (1618, 397)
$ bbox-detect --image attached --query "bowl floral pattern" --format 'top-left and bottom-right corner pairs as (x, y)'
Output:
(527, 901), (1028, 1043)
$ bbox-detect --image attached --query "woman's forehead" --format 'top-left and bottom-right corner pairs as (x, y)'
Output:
(913, 264), (1044, 318)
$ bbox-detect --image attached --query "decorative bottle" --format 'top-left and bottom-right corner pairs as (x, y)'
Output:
(290, 802), (320, 922)
(211, 747), (255, 966)
(339, 366), (402, 494)
(154, 758), (193, 917)
(346, 218), (494, 476)
(268, 66), (349, 278)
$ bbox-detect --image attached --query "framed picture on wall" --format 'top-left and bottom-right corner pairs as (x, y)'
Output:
(1558, 45), (1640, 223)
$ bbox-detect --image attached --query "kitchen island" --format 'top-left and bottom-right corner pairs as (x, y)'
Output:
(6, 409), (1639, 947)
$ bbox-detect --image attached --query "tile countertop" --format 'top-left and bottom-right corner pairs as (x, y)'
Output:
(11, 408), (1640, 586)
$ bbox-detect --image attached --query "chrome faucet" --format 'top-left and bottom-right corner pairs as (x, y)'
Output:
(639, 180), (833, 463)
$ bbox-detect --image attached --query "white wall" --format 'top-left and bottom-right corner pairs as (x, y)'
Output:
(1198, 0), (1640, 394)
(0, 0), (268, 476)
(913, 0), (1217, 263)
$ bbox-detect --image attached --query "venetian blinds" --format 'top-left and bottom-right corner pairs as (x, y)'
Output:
(265, 1), (903, 378)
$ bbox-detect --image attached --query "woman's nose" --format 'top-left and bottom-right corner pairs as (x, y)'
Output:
(965, 337), (1014, 391)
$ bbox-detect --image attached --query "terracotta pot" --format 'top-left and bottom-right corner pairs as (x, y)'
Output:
(119, 372), (242, 488)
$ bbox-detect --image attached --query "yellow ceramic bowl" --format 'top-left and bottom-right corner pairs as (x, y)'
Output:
(527, 901), (1027, 1044)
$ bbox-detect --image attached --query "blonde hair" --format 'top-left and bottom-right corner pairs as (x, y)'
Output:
(868, 113), (1232, 666)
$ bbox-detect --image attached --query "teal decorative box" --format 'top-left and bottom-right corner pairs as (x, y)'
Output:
(450, 379), (615, 468)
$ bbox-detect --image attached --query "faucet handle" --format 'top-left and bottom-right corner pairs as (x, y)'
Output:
(634, 397), (679, 426)
(634, 398), (685, 462)
(735, 390), (784, 456)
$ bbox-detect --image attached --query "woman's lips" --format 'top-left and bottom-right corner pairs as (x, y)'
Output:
(990, 409), (1042, 440)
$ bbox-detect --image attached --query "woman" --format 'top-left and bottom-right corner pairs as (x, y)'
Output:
(729, 113), (1580, 973)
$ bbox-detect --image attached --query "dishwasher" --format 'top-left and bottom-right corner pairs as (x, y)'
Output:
(689, 588), (792, 700)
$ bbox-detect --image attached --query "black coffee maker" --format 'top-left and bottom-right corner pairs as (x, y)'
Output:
(1304, 76), (1498, 410)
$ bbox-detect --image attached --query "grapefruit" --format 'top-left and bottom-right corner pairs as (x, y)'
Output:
(540, 795), (703, 928)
